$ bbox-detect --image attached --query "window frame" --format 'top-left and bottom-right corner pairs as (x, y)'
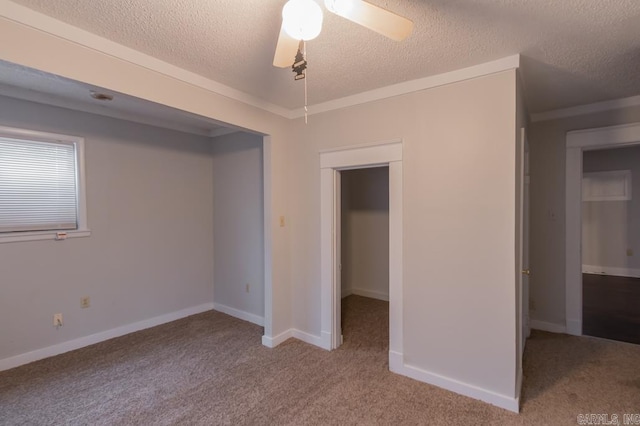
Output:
(0, 125), (90, 244)
(582, 169), (632, 202)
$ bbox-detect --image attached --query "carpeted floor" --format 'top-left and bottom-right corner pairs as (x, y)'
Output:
(1, 295), (639, 425)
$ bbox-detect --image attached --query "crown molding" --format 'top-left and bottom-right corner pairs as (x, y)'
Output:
(1, 1), (522, 122)
(291, 55), (521, 118)
(0, 0), (293, 119)
(531, 95), (640, 123)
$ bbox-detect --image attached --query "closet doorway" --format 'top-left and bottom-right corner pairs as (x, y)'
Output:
(340, 167), (390, 348)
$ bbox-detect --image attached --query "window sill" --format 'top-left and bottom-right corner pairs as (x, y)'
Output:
(0, 229), (91, 244)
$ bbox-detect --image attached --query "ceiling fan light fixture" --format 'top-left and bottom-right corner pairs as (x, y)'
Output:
(282, 0), (323, 41)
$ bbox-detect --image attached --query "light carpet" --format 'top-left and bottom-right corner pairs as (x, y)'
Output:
(1, 295), (639, 425)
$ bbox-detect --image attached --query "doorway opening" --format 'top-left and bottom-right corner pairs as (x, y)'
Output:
(340, 167), (390, 349)
(565, 122), (640, 336)
(581, 146), (640, 344)
(319, 141), (403, 369)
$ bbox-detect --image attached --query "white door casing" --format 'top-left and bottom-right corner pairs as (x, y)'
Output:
(261, 135), (274, 343)
(520, 127), (531, 352)
(524, 173), (530, 340)
(516, 127), (530, 400)
(320, 141), (403, 363)
(333, 170), (342, 348)
(565, 122), (640, 335)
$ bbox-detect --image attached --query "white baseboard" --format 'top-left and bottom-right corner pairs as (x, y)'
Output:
(261, 329), (293, 348)
(262, 328), (331, 351)
(515, 367), (523, 407)
(530, 319), (567, 334)
(0, 303), (214, 372)
(321, 331), (332, 350)
(390, 352), (519, 413)
(566, 319), (582, 336)
(582, 264), (640, 279)
(292, 329), (331, 350)
(213, 303), (264, 326)
(351, 287), (389, 302)
(389, 350), (403, 373)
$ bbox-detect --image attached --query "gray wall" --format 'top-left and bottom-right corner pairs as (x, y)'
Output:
(583, 146), (640, 270)
(212, 132), (264, 319)
(341, 167), (389, 300)
(529, 105), (640, 325)
(288, 70), (518, 399)
(0, 95), (214, 361)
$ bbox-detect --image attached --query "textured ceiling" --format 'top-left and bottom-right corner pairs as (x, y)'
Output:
(6, 0), (640, 113)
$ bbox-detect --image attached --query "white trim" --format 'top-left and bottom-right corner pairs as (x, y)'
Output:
(389, 350), (403, 373)
(582, 265), (640, 279)
(566, 320), (581, 336)
(388, 161), (403, 355)
(566, 147), (583, 335)
(261, 329), (293, 348)
(565, 122), (640, 337)
(320, 140), (403, 361)
(292, 55), (521, 118)
(0, 3), (520, 119)
(530, 320), (567, 334)
(568, 123), (640, 149)
(0, 125), (90, 243)
(391, 353), (519, 413)
(320, 141), (402, 169)
(213, 303), (264, 326)
(351, 288), (389, 301)
(515, 367), (523, 405)
(260, 328), (332, 350)
(262, 135), (274, 342)
(0, 229), (90, 244)
(320, 330), (332, 350)
(0, 303), (214, 372)
(531, 95), (640, 123)
(292, 330), (331, 350)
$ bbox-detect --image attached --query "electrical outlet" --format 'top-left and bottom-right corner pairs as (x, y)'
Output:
(627, 248), (634, 257)
(279, 216), (285, 227)
(245, 283), (250, 293)
(80, 296), (90, 309)
(53, 313), (63, 327)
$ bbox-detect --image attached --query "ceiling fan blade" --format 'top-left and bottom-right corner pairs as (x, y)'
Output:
(273, 23), (300, 68)
(325, 0), (413, 41)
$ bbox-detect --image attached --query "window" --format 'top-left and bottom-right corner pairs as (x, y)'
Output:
(0, 125), (89, 243)
(582, 170), (632, 202)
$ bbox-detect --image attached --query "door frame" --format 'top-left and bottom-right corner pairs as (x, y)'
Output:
(320, 140), (403, 362)
(565, 122), (640, 335)
(517, 127), (531, 358)
(262, 135), (273, 340)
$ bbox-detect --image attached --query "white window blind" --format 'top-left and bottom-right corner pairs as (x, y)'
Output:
(0, 136), (79, 233)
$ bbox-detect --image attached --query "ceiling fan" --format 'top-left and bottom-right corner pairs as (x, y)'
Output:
(273, 0), (414, 68)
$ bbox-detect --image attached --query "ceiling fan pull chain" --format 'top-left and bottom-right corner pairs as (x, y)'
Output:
(304, 41), (308, 124)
